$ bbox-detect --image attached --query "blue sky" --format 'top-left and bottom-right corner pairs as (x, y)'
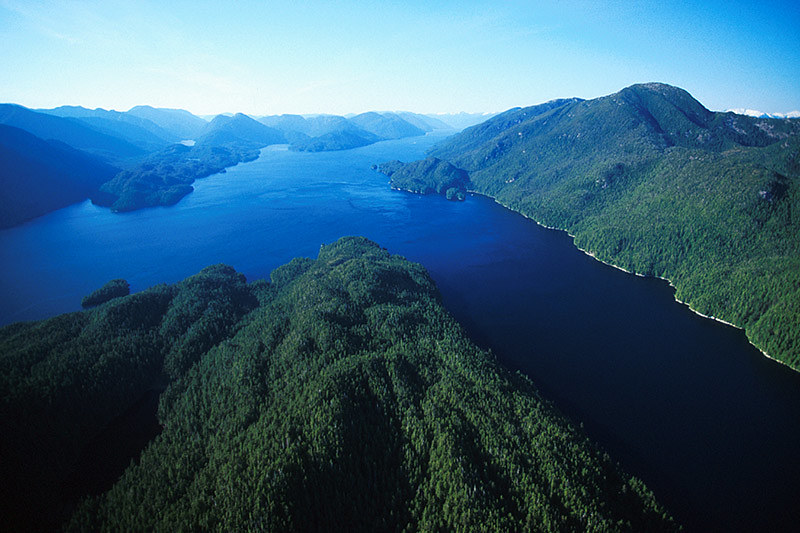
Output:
(1, 0), (798, 115)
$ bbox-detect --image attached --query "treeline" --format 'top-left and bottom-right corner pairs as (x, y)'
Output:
(408, 82), (800, 369)
(0, 237), (676, 531)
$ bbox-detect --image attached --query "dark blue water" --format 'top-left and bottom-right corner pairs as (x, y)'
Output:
(1, 133), (799, 531)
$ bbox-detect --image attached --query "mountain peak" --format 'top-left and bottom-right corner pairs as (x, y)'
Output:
(614, 82), (712, 129)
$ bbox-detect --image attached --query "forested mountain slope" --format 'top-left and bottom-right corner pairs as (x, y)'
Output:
(0, 124), (118, 227)
(394, 83), (800, 369)
(0, 237), (675, 532)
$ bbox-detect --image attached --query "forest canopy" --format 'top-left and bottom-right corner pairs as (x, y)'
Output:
(0, 237), (676, 532)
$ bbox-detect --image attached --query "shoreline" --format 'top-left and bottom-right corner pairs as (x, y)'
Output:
(470, 192), (790, 370)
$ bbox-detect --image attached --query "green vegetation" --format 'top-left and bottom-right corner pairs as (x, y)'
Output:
(400, 83), (800, 370)
(81, 279), (130, 308)
(0, 263), (258, 531)
(0, 237), (675, 532)
(375, 156), (470, 200)
(91, 143), (260, 212)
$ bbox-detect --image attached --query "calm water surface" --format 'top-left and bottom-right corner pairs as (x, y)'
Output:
(1, 133), (799, 532)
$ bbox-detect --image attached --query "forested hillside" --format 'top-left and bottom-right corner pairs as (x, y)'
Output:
(90, 143), (261, 212)
(376, 156), (470, 200)
(0, 237), (675, 532)
(392, 83), (800, 369)
(0, 124), (119, 227)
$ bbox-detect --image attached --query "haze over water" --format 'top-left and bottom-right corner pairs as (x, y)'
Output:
(1, 133), (799, 531)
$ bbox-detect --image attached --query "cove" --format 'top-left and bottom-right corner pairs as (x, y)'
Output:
(1, 133), (799, 531)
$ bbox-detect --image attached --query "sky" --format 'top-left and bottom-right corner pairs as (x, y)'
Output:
(1, 0), (798, 116)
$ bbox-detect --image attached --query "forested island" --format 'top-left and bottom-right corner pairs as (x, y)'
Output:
(380, 83), (800, 371)
(0, 237), (676, 532)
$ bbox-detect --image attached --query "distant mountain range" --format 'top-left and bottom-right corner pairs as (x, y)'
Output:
(0, 104), (147, 164)
(126, 105), (208, 139)
(256, 110), (451, 152)
(0, 103), (453, 224)
(428, 111), (499, 130)
(376, 82), (800, 371)
(727, 108), (800, 119)
(197, 113), (285, 148)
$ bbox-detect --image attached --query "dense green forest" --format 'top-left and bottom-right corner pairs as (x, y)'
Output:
(375, 157), (470, 200)
(390, 83), (800, 370)
(81, 279), (130, 308)
(91, 143), (260, 212)
(0, 237), (676, 531)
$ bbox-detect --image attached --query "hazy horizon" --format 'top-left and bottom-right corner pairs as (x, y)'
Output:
(2, 0), (799, 116)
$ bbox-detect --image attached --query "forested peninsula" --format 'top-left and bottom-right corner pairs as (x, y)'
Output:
(381, 83), (800, 370)
(0, 237), (675, 532)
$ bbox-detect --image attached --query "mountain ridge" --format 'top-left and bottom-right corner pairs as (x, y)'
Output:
(383, 82), (800, 370)
(0, 236), (676, 532)
(197, 113), (286, 147)
(0, 104), (147, 163)
(0, 124), (119, 227)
